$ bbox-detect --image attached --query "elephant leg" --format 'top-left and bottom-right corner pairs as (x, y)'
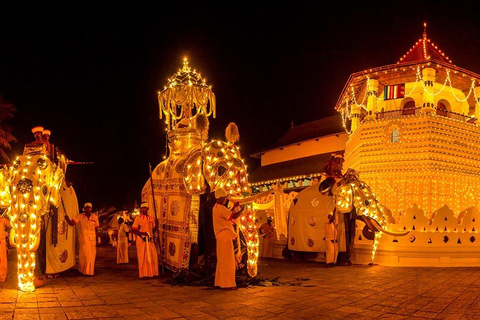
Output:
(17, 249), (36, 292)
(337, 213), (353, 266)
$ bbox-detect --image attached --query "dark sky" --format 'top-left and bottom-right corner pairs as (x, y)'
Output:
(1, 1), (479, 209)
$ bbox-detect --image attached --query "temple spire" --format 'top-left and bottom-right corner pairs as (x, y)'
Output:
(396, 22), (452, 65)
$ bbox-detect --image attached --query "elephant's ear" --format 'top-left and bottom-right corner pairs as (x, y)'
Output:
(319, 177), (335, 195)
(202, 140), (249, 196)
(49, 165), (65, 207)
(182, 149), (206, 194)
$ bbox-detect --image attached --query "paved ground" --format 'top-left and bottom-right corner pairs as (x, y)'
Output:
(2, 246), (480, 319)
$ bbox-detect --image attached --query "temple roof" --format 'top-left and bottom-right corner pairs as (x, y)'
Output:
(250, 114), (345, 158)
(397, 23), (453, 65)
(334, 24), (480, 111)
(248, 152), (343, 184)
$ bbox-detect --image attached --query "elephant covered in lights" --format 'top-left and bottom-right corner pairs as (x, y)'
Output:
(1, 153), (65, 291)
(287, 168), (408, 264)
(142, 126), (249, 271)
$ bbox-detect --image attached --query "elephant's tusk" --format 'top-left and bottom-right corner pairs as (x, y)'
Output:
(367, 217), (410, 236)
(232, 189), (275, 204)
(362, 216), (376, 232)
(29, 231), (41, 252)
(9, 229), (18, 246)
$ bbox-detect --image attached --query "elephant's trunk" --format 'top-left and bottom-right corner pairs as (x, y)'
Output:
(363, 216), (409, 236)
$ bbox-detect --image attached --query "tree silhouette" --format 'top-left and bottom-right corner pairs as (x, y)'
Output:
(0, 95), (17, 163)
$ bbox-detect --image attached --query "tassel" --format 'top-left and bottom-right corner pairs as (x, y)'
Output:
(225, 122), (240, 143)
(194, 113), (209, 140)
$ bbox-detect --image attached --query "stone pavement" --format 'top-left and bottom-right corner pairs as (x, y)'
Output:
(2, 246), (480, 319)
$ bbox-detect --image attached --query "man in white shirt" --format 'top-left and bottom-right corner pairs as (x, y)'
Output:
(65, 203), (99, 275)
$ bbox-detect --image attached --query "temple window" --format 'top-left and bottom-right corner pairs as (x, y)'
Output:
(402, 101), (416, 116)
(436, 102), (448, 117)
(378, 108), (385, 119)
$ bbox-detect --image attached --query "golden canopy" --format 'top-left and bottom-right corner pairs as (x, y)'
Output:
(158, 58), (216, 132)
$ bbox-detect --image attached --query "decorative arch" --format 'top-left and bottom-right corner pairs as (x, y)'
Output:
(378, 107), (385, 119)
(436, 99), (450, 117)
(401, 98), (416, 116)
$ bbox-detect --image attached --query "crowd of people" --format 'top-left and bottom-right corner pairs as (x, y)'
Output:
(65, 201), (159, 278)
(0, 201), (162, 282)
(0, 127), (282, 290)
(0, 169), (281, 291)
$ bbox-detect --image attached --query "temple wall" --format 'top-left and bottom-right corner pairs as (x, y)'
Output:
(344, 114), (480, 218)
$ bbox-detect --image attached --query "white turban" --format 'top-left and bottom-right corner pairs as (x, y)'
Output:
(214, 188), (228, 199)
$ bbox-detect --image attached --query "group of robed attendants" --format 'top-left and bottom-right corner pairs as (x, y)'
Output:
(1, 164), (268, 288)
(1, 185), (272, 287)
(0, 201), (160, 283)
(64, 201), (159, 278)
(66, 188), (275, 287)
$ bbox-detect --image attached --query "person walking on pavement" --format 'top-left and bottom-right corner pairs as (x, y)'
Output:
(65, 203), (99, 275)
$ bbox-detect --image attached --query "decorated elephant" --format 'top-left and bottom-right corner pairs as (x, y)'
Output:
(142, 123), (248, 272)
(288, 167), (408, 264)
(143, 58), (252, 273)
(0, 151), (65, 291)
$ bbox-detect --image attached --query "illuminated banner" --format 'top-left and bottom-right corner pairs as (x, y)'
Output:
(384, 84), (405, 100)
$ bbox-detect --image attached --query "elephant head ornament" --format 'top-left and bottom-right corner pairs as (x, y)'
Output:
(181, 139), (248, 196)
(330, 169), (408, 237)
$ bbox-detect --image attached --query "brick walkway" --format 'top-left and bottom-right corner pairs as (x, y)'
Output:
(1, 246), (480, 319)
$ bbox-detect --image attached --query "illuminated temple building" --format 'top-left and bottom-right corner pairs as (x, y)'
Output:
(251, 26), (480, 265)
(337, 26), (480, 219)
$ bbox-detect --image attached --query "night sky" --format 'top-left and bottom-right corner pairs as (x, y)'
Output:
(1, 2), (479, 209)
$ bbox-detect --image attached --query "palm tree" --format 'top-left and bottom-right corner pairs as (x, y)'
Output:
(0, 95), (17, 163)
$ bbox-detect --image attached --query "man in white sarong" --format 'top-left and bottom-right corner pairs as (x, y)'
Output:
(65, 203), (99, 275)
(116, 218), (129, 264)
(131, 202), (158, 277)
(213, 188), (244, 290)
(324, 214), (338, 267)
(0, 214), (11, 282)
